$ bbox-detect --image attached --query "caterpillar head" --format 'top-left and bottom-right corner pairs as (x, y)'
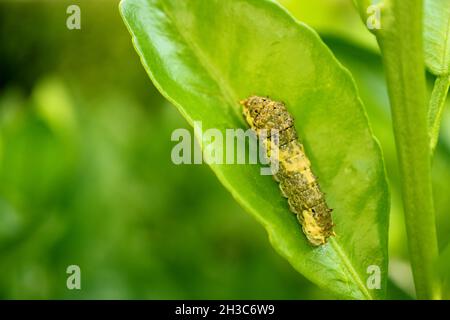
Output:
(240, 96), (268, 128)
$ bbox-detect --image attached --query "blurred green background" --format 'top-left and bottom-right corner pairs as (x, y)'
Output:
(0, 0), (449, 299)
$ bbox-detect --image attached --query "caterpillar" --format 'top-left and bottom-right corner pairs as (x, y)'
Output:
(240, 96), (335, 246)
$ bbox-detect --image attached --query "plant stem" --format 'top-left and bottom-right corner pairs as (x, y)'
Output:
(376, 0), (440, 299)
(429, 75), (450, 153)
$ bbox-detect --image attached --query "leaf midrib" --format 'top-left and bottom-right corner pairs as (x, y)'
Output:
(160, 1), (242, 123)
(330, 239), (373, 300)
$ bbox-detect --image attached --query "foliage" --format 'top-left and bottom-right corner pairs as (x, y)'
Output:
(1, 0), (449, 299)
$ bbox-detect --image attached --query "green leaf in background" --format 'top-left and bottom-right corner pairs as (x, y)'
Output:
(425, 0), (450, 152)
(424, 0), (450, 76)
(278, 0), (378, 52)
(120, 0), (389, 299)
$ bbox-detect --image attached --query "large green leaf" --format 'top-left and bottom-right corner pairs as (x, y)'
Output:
(120, 0), (389, 299)
(424, 0), (450, 76)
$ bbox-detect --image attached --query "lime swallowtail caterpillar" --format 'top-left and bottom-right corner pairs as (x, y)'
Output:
(241, 96), (335, 246)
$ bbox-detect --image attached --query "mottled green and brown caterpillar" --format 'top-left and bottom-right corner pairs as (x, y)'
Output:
(241, 96), (335, 246)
